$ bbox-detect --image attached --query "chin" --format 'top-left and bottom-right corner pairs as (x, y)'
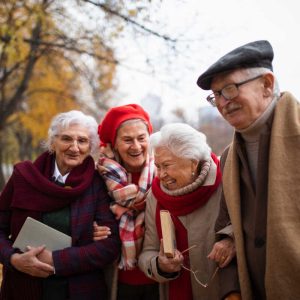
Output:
(126, 164), (144, 172)
(126, 160), (145, 171)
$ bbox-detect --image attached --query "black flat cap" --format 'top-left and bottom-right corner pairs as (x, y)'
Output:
(197, 40), (274, 90)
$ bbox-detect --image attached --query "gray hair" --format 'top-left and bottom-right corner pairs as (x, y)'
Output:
(118, 118), (150, 133)
(244, 67), (280, 100)
(44, 110), (99, 154)
(150, 123), (211, 162)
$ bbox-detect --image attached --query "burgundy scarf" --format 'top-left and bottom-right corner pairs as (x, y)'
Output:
(153, 153), (221, 300)
(0, 152), (95, 300)
(3, 151), (95, 239)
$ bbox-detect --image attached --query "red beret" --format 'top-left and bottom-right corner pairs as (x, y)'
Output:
(98, 104), (153, 147)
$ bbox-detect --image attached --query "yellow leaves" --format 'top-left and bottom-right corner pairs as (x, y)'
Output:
(17, 55), (79, 147)
(1, 0), (119, 155)
(128, 9), (138, 17)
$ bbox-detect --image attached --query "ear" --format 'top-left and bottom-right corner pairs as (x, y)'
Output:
(262, 73), (274, 97)
(49, 145), (55, 154)
(191, 159), (198, 173)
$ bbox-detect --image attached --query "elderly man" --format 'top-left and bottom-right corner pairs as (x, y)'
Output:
(197, 40), (300, 300)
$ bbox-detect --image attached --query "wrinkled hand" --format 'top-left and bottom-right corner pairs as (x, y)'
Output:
(93, 221), (111, 241)
(10, 245), (54, 278)
(35, 247), (53, 266)
(157, 240), (183, 273)
(207, 237), (236, 268)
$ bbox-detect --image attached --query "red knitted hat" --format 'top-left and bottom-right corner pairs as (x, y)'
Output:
(98, 104), (153, 147)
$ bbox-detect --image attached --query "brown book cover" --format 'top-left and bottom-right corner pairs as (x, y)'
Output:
(160, 210), (176, 258)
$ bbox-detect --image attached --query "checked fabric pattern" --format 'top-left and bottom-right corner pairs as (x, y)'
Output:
(98, 149), (155, 270)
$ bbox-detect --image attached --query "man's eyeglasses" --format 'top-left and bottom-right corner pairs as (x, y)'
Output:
(181, 245), (219, 288)
(55, 134), (90, 148)
(206, 74), (263, 107)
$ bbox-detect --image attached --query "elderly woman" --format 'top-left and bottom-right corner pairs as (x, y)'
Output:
(94, 104), (159, 300)
(0, 110), (120, 300)
(138, 123), (236, 300)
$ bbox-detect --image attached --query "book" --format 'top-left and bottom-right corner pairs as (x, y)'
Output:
(13, 217), (72, 252)
(160, 210), (176, 258)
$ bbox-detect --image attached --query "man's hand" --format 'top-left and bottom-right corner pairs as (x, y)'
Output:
(207, 237), (236, 268)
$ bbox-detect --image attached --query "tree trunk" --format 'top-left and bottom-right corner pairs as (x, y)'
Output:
(0, 141), (6, 191)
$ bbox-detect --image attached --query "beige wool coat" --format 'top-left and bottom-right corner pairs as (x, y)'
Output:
(138, 164), (222, 300)
(223, 92), (300, 300)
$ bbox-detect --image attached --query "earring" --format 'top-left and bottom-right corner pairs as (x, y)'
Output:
(192, 171), (195, 176)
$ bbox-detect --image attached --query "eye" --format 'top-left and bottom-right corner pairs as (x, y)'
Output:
(124, 138), (132, 143)
(61, 135), (73, 142)
(223, 84), (236, 94)
(78, 138), (89, 145)
(213, 91), (221, 98)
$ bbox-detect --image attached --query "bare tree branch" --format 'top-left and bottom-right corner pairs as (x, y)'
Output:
(81, 0), (177, 43)
(0, 19), (42, 128)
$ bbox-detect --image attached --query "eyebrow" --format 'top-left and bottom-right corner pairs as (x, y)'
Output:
(60, 134), (89, 140)
(121, 133), (147, 139)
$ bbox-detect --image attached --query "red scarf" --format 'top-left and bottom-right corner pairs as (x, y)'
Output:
(153, 153), (221, 300)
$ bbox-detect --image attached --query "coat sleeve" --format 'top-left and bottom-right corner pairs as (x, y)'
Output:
(0, 176), (19, 267)
(52, 176), (121, 276)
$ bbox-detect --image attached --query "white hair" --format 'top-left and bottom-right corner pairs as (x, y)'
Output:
(244, 67), (280, 100)
(150, 123), (211, 161)
(44, 110), (99, 154)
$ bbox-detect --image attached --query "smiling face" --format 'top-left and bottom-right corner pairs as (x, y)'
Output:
(154, 146), (198, 190)
(211, 69), (274, 130)
(51, 124), (91, 175)
(114, 120), (149, 172)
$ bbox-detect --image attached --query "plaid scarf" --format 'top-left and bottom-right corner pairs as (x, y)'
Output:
(98, 145), (155, 270)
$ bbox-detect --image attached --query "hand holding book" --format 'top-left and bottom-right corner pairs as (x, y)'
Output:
(13, 217), (71, 252)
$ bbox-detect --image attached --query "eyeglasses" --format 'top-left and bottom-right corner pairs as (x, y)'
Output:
(181, 245), (219, 288)
(55, 134), (90, 148)
(206, 75), (263, 107)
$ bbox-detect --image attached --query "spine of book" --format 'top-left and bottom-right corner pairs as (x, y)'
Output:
(160, 210), (176, 258)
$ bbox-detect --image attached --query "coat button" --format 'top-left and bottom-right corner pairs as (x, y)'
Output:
(254, 237), (265, 248)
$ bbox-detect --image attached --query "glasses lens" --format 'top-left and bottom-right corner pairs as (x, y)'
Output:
(58, 135), (89, 147)
(206, 94), (216, 107)
(222, 84), (238, 100)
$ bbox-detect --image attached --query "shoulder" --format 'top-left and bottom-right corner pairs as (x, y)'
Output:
(145, 189), (157, 211)
(91, 170), (105, 184)
(14, 160), (32, 170)
(88, 170), (109, 194)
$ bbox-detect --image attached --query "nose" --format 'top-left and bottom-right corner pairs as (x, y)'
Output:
(69, 140), (80, 151)
(131, 139), (141, 149)
(217, 94), (232, 109)
(157, 168), (167, 180)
